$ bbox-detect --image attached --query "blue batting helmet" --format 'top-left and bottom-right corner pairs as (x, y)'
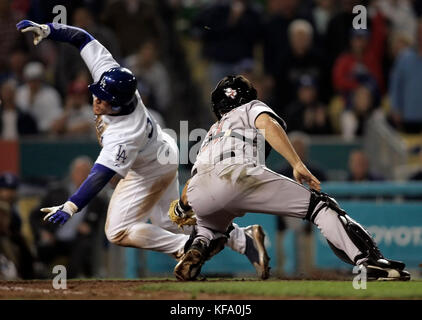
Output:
(88, 67), (137, 113)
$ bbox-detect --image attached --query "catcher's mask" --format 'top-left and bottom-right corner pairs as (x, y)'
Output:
(211, 75), (257, 120)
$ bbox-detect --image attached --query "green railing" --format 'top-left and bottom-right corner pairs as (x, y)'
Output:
(321, 182), (422, 197)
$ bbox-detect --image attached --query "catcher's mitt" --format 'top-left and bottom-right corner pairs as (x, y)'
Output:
(169, 199), (197, 229)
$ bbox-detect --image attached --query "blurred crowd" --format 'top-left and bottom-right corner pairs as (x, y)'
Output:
(0, 159), (108, 280)
(0, 0), (421, 140)
(192, 0), (422, 137)
(1, 0), (422, 279)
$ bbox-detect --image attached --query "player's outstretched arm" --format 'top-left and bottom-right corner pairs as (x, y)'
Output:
(16, 20), (94, 49)
(16, 20), (119, 82)
(41, 163), (116, 225)
(255, 113), (321, 191)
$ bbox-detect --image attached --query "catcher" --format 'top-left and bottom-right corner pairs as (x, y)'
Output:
(170, 75), (411, 281)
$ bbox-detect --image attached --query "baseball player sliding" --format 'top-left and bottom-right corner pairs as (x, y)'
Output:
(16, 21), (270, 279)
(171, 75), (411, 281)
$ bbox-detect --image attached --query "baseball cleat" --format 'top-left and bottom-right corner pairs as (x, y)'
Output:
(174, 239), (208, 281)
(244, 225), (270, 280)
(383, 258), (406, 271)
(361, 259), (411, 281)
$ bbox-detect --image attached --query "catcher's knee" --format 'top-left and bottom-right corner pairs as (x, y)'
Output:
(304, 189), (346, 224)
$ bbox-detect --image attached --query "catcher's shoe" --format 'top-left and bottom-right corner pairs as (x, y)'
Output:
(174, 239), (208, 281)
(244, 225), (270, 280)
(383, 258), (406, 271)
(362, 258), (411, 281)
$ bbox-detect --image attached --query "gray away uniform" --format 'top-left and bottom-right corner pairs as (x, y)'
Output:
(187, 99), (365, 265)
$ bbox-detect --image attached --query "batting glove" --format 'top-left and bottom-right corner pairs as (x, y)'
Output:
(16, 20), (50, 45)
(41, 201), (78, 225)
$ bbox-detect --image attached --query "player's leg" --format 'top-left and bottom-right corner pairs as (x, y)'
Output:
(149, 168), (269, 278)
(182, 164), (409, 280)
(304, 189), (409, 280)
(175, 165), (271, 280)
(235, 166), (410, 280)
(105, 168), (189, 255)
(143, 133), (246, 258)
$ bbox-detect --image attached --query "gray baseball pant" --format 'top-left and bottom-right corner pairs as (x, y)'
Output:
(187, 162), (362, 264)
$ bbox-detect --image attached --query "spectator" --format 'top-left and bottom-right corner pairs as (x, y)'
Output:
(414, 0), (422, 17)
(310, 0), (337, 40)
(15, 62), (62, 134)
(193, 0), (262, 86)
(389, 18), (422, 133)
(347, 150), (384, 181)
(30, 157), (107, 278)
(325, 0), (361, 68)
(0, 47), (28, 84)
(274, 19), (327, 110)
(0, 0), (23, 73)
(284, 74), (332, 135)
(0, 201), (19, 280)
(0, 79), (38, 140)
(340, 84), (378, 140)
(55, 6), (121, 95)
(0, 172), (35, 279)
(389, 31), (414, 61)
(0, 173), (22, 246)
(73, 6), (121, 59)
(262, 0), (306, 76)
(332, 12), (387, 99)
(241, 71), (276, 107)
(377, 0), (417, 42)
(278, 131), (327, 181)
(50, 79), (95, 138)
(102, 0), (165, 57)
(124, 40), (171, 114)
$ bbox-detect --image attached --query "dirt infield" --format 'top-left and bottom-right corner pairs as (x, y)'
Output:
(0, 280), (173, 300)
(1, 279), (421, 300)
(0, 279), (271, 300)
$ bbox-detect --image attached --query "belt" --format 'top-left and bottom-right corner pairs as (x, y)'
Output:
(191, 151), (235, 177)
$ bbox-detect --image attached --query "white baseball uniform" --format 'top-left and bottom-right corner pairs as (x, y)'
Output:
(80, 40), (246, 256)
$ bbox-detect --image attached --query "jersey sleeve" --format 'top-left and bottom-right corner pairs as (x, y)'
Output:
(80, 40), (120, 82)
(95, 134), (141, 178)
(247, 100), (287, 130)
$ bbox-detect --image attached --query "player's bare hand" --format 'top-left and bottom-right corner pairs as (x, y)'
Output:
(293, 162), (321, 191)
(16, 20), (50, 45)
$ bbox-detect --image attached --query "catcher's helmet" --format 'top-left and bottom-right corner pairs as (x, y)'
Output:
(211, 75), (257, 120)
(88, 67), (137, 114)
